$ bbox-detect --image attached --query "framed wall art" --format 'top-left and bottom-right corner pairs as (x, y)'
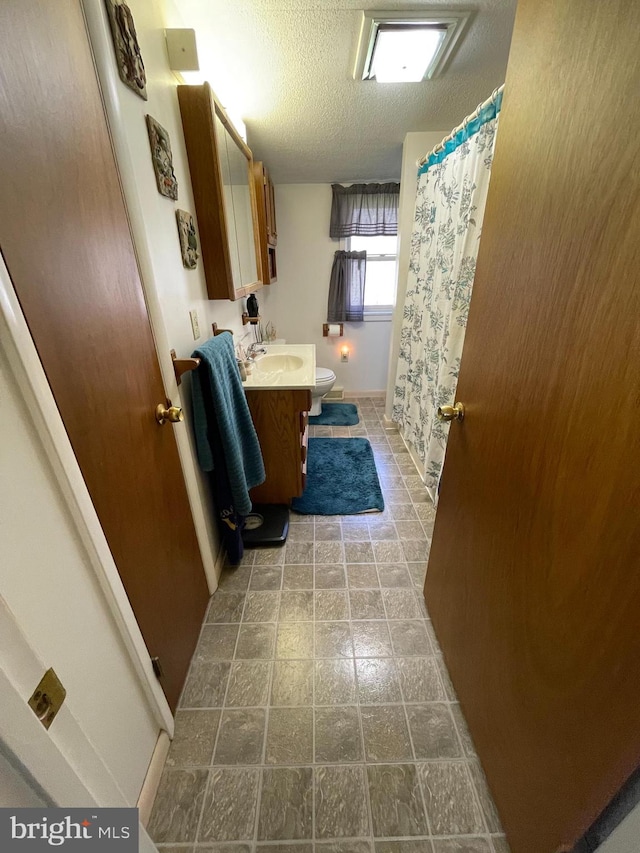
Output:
(145, 115), (179, 200)
(176, 210), (199, 269)
(105, 0), (147, 100)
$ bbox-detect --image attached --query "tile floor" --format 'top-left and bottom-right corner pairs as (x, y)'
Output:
(149, 396), (509, 853)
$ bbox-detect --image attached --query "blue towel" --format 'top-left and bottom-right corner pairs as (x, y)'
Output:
(191, 333), (265, 515)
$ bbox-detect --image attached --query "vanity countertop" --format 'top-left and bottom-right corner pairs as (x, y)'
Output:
(242, 344), (316, 391)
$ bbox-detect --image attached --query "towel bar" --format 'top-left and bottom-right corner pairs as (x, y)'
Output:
(212, 322), (233, 336)
(171, 348), (201, 385)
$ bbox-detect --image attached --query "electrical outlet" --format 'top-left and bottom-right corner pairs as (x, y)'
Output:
(341, 350), (349, 362)
(189, 309), (201, 340)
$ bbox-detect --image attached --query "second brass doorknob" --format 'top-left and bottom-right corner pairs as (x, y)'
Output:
(156, 402), (184, 425)
(437, 402), (465, 422)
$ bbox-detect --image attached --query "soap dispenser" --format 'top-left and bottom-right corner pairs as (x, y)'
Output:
(246, 294), (259, 317)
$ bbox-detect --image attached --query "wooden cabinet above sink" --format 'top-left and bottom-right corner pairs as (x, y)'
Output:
(178, 83), (263, 300)
(253, 161), (278, 284)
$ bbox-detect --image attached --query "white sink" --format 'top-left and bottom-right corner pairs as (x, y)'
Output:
(255, 354), (304, 373)
(242, 344), (316, 391)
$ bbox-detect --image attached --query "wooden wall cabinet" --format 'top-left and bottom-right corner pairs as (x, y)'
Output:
(252, 161), (278, 284)
(265, 167), (277, 246)
(178, 83), (263, 300)
(245, 389), (310, 503)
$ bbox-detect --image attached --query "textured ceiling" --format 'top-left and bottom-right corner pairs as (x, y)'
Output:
(167, 0), (517, 183)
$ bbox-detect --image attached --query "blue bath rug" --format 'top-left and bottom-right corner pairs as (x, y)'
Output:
(309, 402), (359, 426)
(292, 437), (384, 515)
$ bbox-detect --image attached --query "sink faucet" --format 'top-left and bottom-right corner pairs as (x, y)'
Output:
(247, 343), (266, 358)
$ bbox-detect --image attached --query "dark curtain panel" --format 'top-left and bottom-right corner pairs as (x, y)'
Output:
(327, 251), (367, 322)
(330, 182), (400, 238)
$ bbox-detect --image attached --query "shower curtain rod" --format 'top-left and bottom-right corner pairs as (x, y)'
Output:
(417, 83), (505, 167)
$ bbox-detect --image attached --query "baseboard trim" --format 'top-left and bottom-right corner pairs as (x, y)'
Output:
(382, 414), (398, 433)
(401, 435), (438, 503)
(325, 387), (344, 400)
(137, 730), (170, 827)
(392, 424), (428, 486)
(213, 543), (227, 588)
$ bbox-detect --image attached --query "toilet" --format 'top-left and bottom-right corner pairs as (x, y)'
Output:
(310, 367), (336, 416)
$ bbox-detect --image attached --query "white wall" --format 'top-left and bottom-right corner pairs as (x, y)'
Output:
(84, 0), (278, 586)
(267, 184), (392, 394)
(384, 131), (447, 417)
(596, 805), (640, 853)
(0, 748), (47, 808)
(0, 353), (158, 803)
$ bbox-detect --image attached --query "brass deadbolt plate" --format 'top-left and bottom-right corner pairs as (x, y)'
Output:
(28, 668), (66, 730)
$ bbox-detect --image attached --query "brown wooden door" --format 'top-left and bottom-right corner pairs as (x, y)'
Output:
(424, 1), (640, 851)
(0, 0), (209, 710)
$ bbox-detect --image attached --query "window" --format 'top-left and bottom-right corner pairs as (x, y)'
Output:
(347, 234), (398, 315)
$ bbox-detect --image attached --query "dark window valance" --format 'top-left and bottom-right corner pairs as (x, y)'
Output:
(330, 182), (400, 238)
(327, 251), (367, 323)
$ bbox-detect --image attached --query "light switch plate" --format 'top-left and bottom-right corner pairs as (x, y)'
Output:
(189, 309), (201, 340)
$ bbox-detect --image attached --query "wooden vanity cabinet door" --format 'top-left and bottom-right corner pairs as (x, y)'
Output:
(245, 389), (311, 503)
(300, 413), (309, 491)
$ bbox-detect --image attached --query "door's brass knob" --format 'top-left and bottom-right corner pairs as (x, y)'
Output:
(155, 402), (184, 425)
(437, 402), (465, 422)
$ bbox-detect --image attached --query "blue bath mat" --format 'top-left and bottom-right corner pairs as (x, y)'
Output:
(309, 402), (359, 426)
(292, 438), (384, 515)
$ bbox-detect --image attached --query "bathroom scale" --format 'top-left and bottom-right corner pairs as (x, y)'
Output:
(242, 503), (289, 547)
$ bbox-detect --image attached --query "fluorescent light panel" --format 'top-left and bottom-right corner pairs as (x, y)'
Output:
(354, 10), (471, 82)
(371, 25), (447, 82)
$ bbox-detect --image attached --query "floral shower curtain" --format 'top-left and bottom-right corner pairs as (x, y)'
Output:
(392, 92), (502, 500)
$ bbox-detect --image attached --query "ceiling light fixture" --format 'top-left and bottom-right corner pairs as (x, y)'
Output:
(353, 10), (471, 83)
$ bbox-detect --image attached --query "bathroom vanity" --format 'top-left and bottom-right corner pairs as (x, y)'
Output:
(245, 389), (310, 503)
(243, 345), (315, 503)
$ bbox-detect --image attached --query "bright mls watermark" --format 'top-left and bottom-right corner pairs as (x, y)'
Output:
(0, 809), (138, 851)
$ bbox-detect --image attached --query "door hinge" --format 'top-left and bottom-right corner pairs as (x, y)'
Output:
(151, 657), (164, 679)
